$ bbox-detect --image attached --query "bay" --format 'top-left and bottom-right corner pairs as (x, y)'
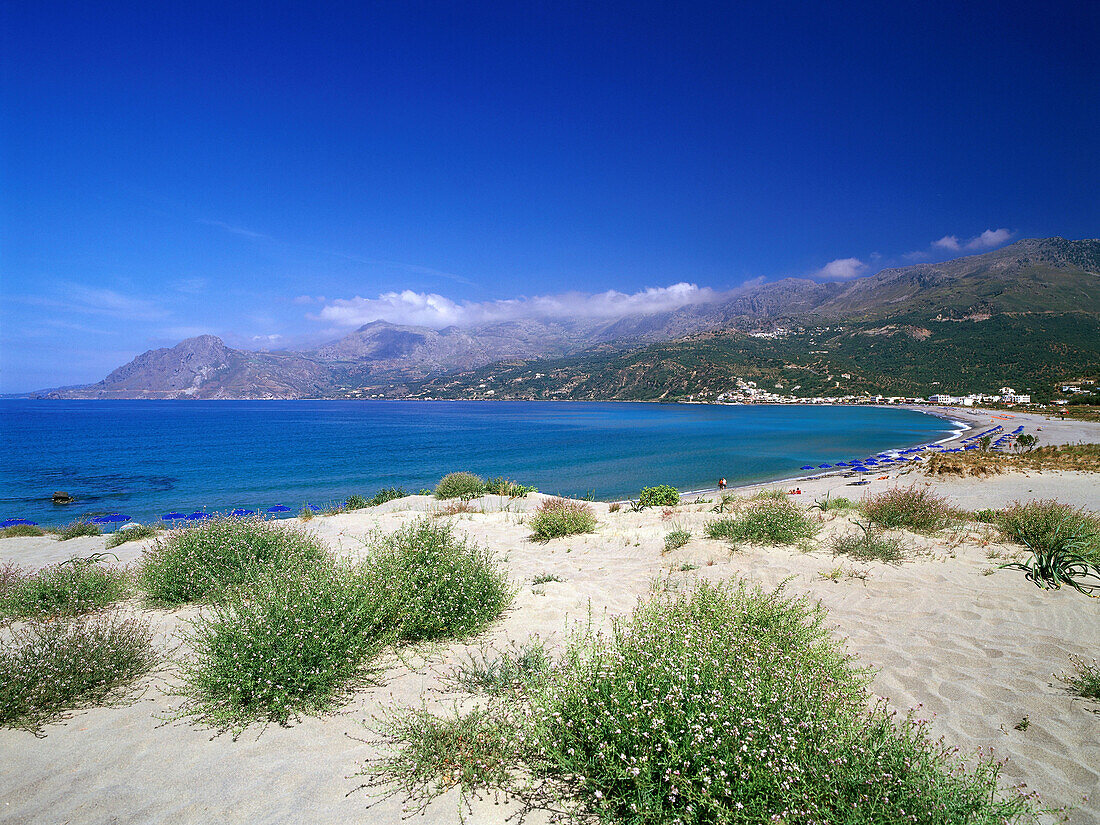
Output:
(0, 400), (955, 525)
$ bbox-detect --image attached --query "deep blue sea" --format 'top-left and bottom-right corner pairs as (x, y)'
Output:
(0, 400), (956, 526)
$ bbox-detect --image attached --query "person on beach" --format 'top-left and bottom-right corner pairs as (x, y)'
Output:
(718, 478), (727, 490)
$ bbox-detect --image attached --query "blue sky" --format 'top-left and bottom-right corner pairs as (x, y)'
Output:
(2, 1), (1098, 392)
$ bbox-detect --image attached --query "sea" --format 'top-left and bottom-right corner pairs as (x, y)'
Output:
(0, 400), (958, 526)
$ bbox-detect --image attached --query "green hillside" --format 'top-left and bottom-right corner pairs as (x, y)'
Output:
(408, 312), (1100, 402)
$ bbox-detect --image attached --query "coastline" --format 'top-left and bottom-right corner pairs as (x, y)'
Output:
(2, 455), (1098, 823)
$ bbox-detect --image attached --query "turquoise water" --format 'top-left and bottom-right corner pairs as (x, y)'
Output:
(0, 400), (955, 525)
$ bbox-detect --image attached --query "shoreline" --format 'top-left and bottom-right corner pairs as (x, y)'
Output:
(2, 455), (1098, 823)
(2, 403), (1092, 527)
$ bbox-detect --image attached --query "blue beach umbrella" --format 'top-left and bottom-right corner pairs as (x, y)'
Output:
(92, 513), (130, 525)
(2, 518), (37, 527)
(230, 508), (255, 517)
(267, 504), (291, 513)
(186, 512), (211, 521)
(818, 464), (832, 469)
(834, 462), (848, 466)
(162, 512), (186, 520)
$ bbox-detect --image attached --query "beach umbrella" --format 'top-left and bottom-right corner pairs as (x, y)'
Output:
(162, 512), (186, 520)
(230, 508), (255, 517)
(185, 512), (211, 521)
(834, 462), (848, 467)
(267, 504), (291, 513)
(2, 518), (37, 527)
(92, 513), (130, 525)
(818, 464), (832, 469)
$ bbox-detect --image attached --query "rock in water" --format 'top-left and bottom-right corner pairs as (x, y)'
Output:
(52, 491), (74, 504)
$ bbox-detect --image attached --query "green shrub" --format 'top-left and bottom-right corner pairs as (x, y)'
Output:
(0, 612), (159, 732)
(179, 559), (390, 728)
(529, 498), (597, 541)
(0, 556), (130, 619)
(105, 523), (160, 549)
(434, 472), (486, 500)
(638, 485), (680, 507)
(861, 486), (957, 532)
(346, 494), (369, 510)
(369, 580), (1037, 823)
(973, 508), (998, 523)
(0, 524), (46, 538)
(369, 518), (511, 643)
(705, 498), (818, 545)
(663, 529), (691, 552)
(52, 520), (101, 540)
(367, 487), (408, 507)
(832, 522), (907, 563)
(996, 500), (1100, 566)
(535, 581), (1035, 823)
(138, 517), (328, 606)
(484, 477), (536, 497)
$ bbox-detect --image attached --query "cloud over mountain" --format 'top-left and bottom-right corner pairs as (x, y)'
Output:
(316, 283), (723, 329)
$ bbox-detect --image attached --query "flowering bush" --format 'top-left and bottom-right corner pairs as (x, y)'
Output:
(370, 517), (512, 642)
(705, 498), (818, 545)
(1, 557), (130, 619)
(529, 498), (597, 541)
(139, 517), (327, 606)
(372, 580), (1038, 822)
(180, 559), (389, 728)
(0, 611), (158, 732)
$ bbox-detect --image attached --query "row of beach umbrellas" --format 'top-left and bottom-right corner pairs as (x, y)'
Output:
(2, 503), (305, 530)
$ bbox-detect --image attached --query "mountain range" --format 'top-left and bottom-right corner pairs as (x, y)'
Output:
(37, 237), (1100, 400)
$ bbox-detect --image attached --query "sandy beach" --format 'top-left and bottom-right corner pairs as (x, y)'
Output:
(2, 410), (1098, 825)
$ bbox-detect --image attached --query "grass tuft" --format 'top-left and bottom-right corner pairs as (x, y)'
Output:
(663, 528), (691, 553)
(105, 523), (161, 549)
(450, 640), (550, 695)
(138, 517), (328, 606)
(0, 612), (158, 732)
(52, 520), (101, 540)
(832, 522), (908, 563)
(1, 524), (46, 538)
(1058, 655), (1100, 701)
(484, 477), (536, 497)
(861, 486), (957, 532)
(529, 498), (596, 541)
(705, 498), (818, 545)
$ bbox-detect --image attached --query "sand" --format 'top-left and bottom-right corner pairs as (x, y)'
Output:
(2, 416), (1099, 824)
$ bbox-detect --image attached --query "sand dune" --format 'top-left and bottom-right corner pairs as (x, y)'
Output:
(2, 428), (1099, 823)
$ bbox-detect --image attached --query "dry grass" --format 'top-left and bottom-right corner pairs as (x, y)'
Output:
(923, 443), (1100, 477)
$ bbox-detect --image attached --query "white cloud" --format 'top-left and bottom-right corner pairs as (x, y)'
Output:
(814, 258), (868, 281)
(316, 283), (722, 329)
(965, 228), (1013, 250)
(933, 235), (961, 251)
